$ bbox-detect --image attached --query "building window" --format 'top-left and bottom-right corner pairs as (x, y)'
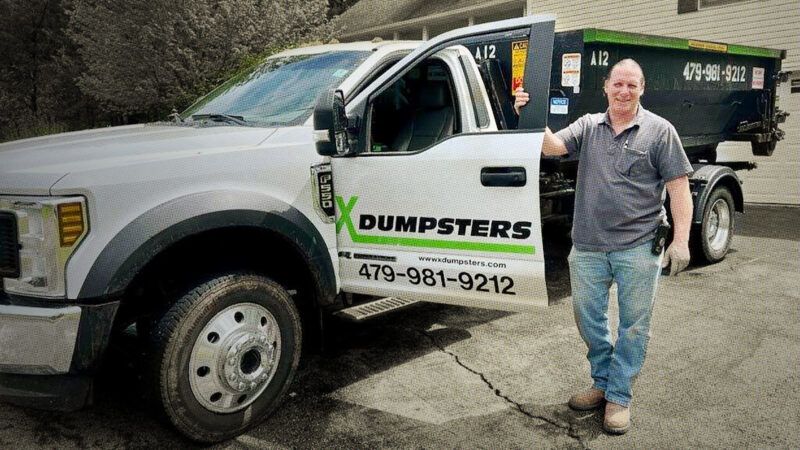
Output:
(679, 0), (758, 13)
(791, 79), (800, 94)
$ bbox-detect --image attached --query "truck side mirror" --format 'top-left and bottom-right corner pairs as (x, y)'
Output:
(313, 89), (352, 156)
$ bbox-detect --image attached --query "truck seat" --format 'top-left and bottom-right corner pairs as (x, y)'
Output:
(390, 81), (454, 152)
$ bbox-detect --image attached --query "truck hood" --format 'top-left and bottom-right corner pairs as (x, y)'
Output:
(0, 124), (277, 195)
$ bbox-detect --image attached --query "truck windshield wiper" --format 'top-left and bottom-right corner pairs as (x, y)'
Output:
(190, 113), (249, 126)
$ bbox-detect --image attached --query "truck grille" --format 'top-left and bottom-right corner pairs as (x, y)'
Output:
(0, 212), (20, 278)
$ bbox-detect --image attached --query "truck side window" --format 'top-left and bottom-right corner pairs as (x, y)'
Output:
(476, 58), (518, 130)
(348, 55), (404, 101)
(368, 58), (460, 153)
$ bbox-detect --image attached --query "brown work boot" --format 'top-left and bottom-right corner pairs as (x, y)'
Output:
(567, 387), (605, 411)
(603, 401), (631, 434)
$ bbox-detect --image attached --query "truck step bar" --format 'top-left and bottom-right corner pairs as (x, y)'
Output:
(334, 297), (419, 321)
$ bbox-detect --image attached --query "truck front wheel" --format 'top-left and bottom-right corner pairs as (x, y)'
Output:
(692, 187), (735, 263)
(149, 274), (301, 443)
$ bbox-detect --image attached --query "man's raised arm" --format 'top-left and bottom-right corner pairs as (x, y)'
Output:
(542, 127), (568, 157)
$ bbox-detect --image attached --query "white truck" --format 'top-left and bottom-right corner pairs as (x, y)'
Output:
(0, 15), (786, 442)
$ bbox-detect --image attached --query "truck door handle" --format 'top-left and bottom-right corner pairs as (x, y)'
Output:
(481, 167), (526, 187)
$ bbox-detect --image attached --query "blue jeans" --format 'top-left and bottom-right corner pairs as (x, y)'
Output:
(568, 240), (663, 407)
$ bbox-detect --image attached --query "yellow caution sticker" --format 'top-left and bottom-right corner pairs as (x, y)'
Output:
(688, 39), (728, 53)
(511, 40), (528, 95)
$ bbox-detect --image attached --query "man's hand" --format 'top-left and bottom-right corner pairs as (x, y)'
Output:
(662, 240), (690, 276)
(513, 87), (529, 115)
(664, 175), (693, 276)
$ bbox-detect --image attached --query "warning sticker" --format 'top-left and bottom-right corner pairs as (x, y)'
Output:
(752, 67), (764, 89)
(511, 40), (528, 95)
(688, 40), (728, 53)
(561, 53), (581, 87)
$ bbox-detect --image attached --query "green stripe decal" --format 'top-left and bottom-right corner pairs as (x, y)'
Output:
(727, 44), (783, 59)
(583, 29), (783, 59)
(584, 29), (687, 51)
(335, 196), (535, 255)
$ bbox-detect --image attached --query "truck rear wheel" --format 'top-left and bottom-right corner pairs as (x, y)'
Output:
(149, 274), (301, 443)
(692, 187), (735, 263)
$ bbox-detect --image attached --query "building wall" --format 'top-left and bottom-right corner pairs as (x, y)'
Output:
(349, 8), (526, 41)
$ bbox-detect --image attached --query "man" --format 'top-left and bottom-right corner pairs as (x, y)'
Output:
(514, 59), (693, 434)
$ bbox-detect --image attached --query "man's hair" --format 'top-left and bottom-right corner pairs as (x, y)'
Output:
(606, 58), (645, 86)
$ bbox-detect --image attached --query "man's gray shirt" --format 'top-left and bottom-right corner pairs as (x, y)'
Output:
(555, 106), (693, 252)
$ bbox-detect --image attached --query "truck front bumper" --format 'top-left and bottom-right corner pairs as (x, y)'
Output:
(0, 295), (119, 411)
(0, 304), (82, 374)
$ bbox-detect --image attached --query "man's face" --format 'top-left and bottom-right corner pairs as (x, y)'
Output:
(604, 64), (644, 116)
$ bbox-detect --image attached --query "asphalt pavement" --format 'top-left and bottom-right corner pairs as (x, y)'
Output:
(1, 204), (798, 449)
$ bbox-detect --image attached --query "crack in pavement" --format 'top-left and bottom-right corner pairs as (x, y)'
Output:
(417, 329), (590, 449)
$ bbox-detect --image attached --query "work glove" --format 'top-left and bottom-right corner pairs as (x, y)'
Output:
(662, 241), (690, 276)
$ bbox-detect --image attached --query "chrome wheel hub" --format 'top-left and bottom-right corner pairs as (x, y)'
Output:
(706, 198), (731, 253)
(189, 303), (281, 413)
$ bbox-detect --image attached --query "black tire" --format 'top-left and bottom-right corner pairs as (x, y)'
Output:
(149, 274), (301, 443)
(135, 317), (155, 345)
(691, 187), (735, 263)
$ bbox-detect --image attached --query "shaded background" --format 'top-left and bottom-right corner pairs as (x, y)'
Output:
(0, 0), (360, 142)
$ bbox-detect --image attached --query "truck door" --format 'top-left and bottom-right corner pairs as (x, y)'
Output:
(332, 16), (555, 312)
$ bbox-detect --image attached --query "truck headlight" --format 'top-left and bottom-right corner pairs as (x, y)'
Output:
(1, 196), (88, 298)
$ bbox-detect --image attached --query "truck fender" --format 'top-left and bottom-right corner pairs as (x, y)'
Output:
(689, 165), (744, 224)
(77, 191), (336, 306)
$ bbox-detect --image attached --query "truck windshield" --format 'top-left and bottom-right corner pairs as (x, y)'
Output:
(182, 51), (370, 126)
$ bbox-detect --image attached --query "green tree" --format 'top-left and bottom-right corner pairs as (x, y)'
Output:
(0, 0), (81, 139)
(66, 0), (335, 121)
(328, 0), (361, 17)
(0, 0), (343, 141)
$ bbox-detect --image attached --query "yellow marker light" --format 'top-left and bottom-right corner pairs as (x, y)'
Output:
(57, 202), (84, 247)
